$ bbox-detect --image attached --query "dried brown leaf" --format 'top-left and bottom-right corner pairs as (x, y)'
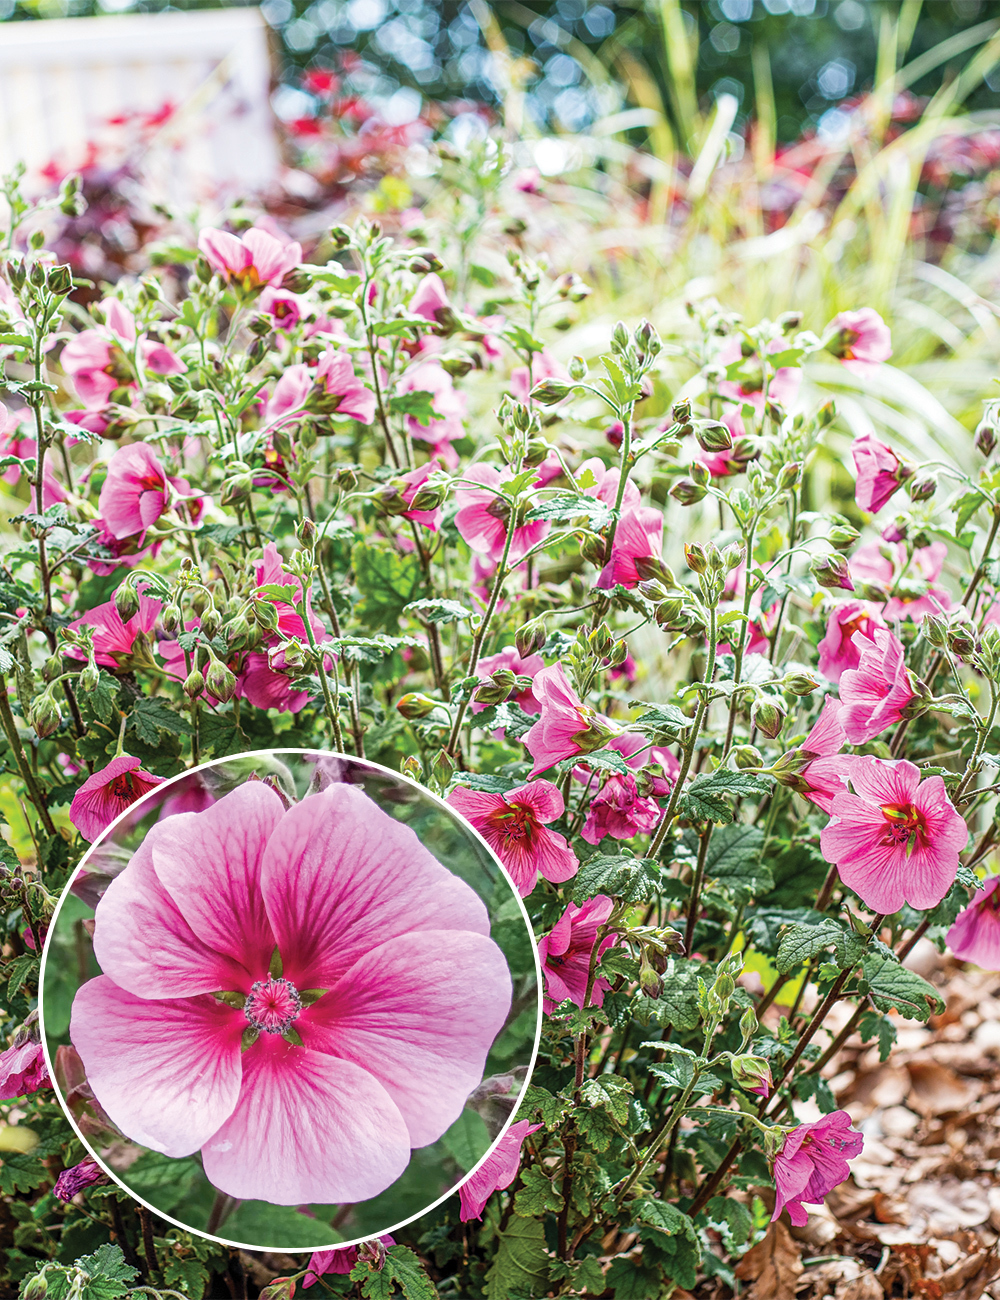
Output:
(733, 1221), (803, 1300)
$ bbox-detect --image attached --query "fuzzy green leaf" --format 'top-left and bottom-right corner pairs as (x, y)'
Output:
(860, 953), (945, 1022)
(484, 1216), (550, 1300)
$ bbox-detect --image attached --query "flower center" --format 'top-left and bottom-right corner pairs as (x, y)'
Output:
(108, 774), (134, 802)
(880, 802), (926, 851)
(244, 977), (302, 1034)
(488, 804), (536, 847)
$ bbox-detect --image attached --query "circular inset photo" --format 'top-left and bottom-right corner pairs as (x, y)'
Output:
(39, 751), (540, 1251)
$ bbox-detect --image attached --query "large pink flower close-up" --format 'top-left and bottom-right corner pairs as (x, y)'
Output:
(97, 442), (173, 541)
(771, 1111), (864, 1226)
(817, 600), (886, 683)
(198, 226), (302, 290)
(820, 756), (967, 913)
(448, 780), (577, 897)
(70, 781), (512, 1206)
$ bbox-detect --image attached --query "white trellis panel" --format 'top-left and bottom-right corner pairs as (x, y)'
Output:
(0, 8), (279, 203)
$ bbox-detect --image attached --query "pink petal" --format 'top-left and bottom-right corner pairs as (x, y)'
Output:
(260, 784), (490, 991)
(300, 930), (511, 1147)
(201, 1036), (410, 1205)
(71, 975), (244, 1156)
(94, 838), (255, 998)
(150, 783), (285, 984)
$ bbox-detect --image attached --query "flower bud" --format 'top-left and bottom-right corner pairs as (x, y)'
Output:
(810, 553), (854, 592)
(523, 437), (550, 468)
(782, 672), (819, 696)
(568, 355), (587, 381)
(515, 617), (546, 659)
(751, 697), (785, 739)
(947, 626), (979, 659)
(251, 599), (280, 633)
(114, 584), (140, 623)
(778, 310), (802, 333)
(530, 378), (572, 405)
(733, 744), (763, 769)
(337, 465), (359, 491)
(976, 418), (997, 458)
(161, 603), (183, 636)
(720, 543), (744, 572)
(183, 668), (205, 698)
(669, 478), (707, 505)
(79, 662), (100, 693)
(635, 318), (661, 358)
(258, 1279), (296, 1300)
(30, 693), (61, 738)
(22, 1273), (48, 1300)
(205, 658), (237, 703)
(611, 321), (629, 353)
(221, 472), (253, 505)
(713, 972), (735, 1003)
(638, 954), (663, 999)
(439, 351), (474, 379)
(684, 543), (707, 574)
(654, 598), (686, 629)
(739, 1006), (757, 1041)
(908, 474), (936, 502)
(329, 224), (353, 249)
(396, 693), (439, 720)
(695, 421), (733, 453)
(672, 397), (692, 425)
(778, 461), (802, 491)
(47, 263), (73, 296)
(474, 670), (517, 706)
(41, 655), (62, 683)
(226, 612), (254, 650)
(829, 521), (860, 550)
(731, 1053), (773, 1098)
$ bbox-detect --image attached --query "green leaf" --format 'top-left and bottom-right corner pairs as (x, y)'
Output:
(257, 582), (300, 603)
(579, 1074), (632, 1123)
(485, 1217), (550, 1300)
(441, 1109), (490, 1172)
(451, 772), (519, 793)
(572, 854), (661, 905)
(634, 958), (703, 1030)
(6, 953), (38, 998)
(861, 953), (945, 1022)
(562, 748), (633, 776)
(524, 493), (612, 525)
(954, 489), (986, 534)
(706, 1196), (753, 1247)
(704, 823), (772, 897)
(353, 541), (424, 632)
(403, 598), (471, 625)
(858, 1010), (897, 1063)
(573, 1105), (618, 1152)
(502, 324), (546, 355)
(75, 1245), (137, 1286)
(680, 770), (773, 823)
(606, 1259), (663, 1300)
(633, 1197), (699, 1245)
(128, 697), (192, 745)
(516, 1084), (570, 1130)
(223, 1200), (345, 1247)
(634, 703), (689, 737)
(89, 674), (119, 726)
(161, 1256), (210, 1298)
(776, 919), (843, 974)
(513, 1166), (564, 1216)
(354, 1245), (438, 1300)
(389, 390), (438, 422)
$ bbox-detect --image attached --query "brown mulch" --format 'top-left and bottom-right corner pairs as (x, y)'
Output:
(702, 944), (1000, 1299)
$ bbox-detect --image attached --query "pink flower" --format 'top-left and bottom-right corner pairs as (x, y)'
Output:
(852, 433), (912, 514)
(0, 404), (35, 487)
(70, 782), (512, 1204)
(67, 589), (161, 670)
(61, 299), (184, 409)
(839, 627), (914, 744)
(0, 1036), (51, 1100)
(70, 755), (167, 843)
(947, 876), (1000, 970)
(259, 286), (303, 331)
(581, 774), (661, 844)
(198, 226), (302, 290)
(454, 464), (550, 565)
(794, 696), (850, 814)
(827, 309), (892, 375)
(311, 349), (376, 423)
(262, 364), (313, 424)
(575, 457), (641, 511)
(448, 781), (577, 897)
(396, 459), (443, 531)
(399, 364), (467, 467)
(771, 1111), (864, 1226)
(54, 1157), (106, 1201)
(472, 647), (544, 717)
(97, 443), (172, 540)
(820, 756), (966, 913)
(817, 601), (887, 683)
(597, 507), (664, 589)
(538, 895), (618, 1013)
(410, 273), (450, 324)
(523, 664), (606, 777)
(304, 1237), (395, 1286)
(458, 1120), (542, 1220)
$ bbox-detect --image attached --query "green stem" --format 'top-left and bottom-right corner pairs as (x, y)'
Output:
(0, 685), (55, 836)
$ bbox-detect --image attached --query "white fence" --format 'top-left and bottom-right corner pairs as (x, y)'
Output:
(0, 8), (279, 202)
